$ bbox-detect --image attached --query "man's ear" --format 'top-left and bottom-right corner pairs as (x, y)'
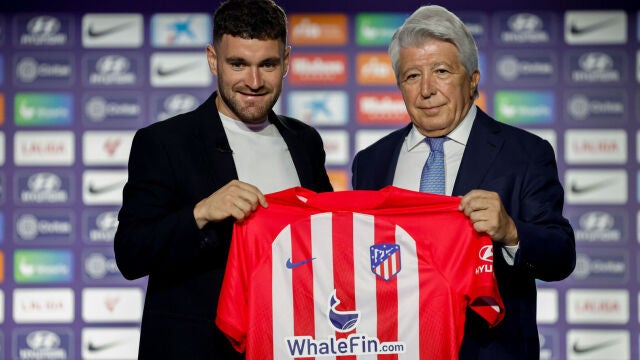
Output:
(282, 45), (291, 79)
(206, 44), (218, 76)
(470, 70), (480, 97)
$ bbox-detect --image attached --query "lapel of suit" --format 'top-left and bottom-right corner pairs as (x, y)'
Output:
(271, 113), (311, 187)
(384, 124), (412, 187)
(197, 92), (239, 186)
(452, 109), (504, 196)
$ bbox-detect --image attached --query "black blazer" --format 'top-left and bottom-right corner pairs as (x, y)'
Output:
(352, 108), (575, 359)
(114, 92), (333, 359)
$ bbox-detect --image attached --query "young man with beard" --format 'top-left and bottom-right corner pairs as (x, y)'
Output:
(114, 0), (333, 358)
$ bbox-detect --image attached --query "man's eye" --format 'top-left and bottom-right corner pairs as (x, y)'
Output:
(404, 74), (419, 82)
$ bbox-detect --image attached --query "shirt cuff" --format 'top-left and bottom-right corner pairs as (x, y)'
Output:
(502, 244), (519, 266)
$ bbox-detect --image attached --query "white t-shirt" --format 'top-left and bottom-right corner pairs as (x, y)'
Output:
(220, 113), (300, 194)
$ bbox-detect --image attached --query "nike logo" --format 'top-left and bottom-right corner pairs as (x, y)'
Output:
(569, 17), (618, 36)
(87, 22), (135, 38)
(572, 339), (619, 354)
(286, 257), (315, 269)
(87, 340), (123, 352)
(155, 62), (200, 77)
(570, 178), (613, 194)
(88, 181), (124, 195)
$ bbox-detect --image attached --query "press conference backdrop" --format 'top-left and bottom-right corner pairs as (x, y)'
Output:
(0, 0), (639, 358)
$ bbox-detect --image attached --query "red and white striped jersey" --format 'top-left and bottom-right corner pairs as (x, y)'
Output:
(216, 186), (504, 359)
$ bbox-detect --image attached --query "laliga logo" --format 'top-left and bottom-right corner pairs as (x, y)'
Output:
(328, 290), (360, 332)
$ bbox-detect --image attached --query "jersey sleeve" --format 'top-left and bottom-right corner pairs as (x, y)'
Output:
(215, 221), (250, 353)
(466, 234), (505, 327)
(429, 209), (505, 328)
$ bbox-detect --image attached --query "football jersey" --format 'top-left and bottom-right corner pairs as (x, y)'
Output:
(216, 186), (505, 359)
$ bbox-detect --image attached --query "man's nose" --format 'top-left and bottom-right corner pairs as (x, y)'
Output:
(245, 67), (264, 89)
(420, 74), (437, 98)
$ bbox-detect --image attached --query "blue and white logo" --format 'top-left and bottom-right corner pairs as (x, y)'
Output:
(151, 13), (211, 47)
(328, 290), (360, 332)
(13, 328), (72, 360)
(287, 91), (348, 126)
(16, 171), (73, 205)
(370, 243), (402, 281)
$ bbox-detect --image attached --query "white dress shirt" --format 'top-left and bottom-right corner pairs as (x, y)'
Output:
(393, 106), (475, 195)
(393, 105), (518, 264)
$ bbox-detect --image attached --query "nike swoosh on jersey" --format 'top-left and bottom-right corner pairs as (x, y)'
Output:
(88, 181), (124, 195)
(569, 17), (617, 36)
(155, 62), (200, 77)
(572, 339), (619, 354)
(285, 257), (315, 269)
(87, 22), (135, 38)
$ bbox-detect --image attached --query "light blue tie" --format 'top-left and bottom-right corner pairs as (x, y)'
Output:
(419, 137), (446, 194)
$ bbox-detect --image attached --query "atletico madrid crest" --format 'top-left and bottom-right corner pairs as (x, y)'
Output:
(370, 243), (402, 281)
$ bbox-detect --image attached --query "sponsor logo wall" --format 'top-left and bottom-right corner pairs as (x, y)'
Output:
(0, 3), (639, 359)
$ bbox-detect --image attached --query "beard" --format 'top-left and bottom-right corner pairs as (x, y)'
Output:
(217, 78), (281, 124)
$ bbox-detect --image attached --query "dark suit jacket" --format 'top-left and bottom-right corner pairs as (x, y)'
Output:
(352, 108), (575, 359)
(114, 92), (333, 359)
